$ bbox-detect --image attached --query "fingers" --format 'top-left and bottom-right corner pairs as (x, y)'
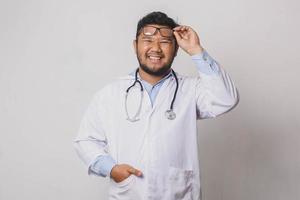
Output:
(173, 31), (182, 41)
(173, 25), (188, 31)
(173, 25), (193, 40)
(173, 25), (191, 32)
(128, 167), (143, 177)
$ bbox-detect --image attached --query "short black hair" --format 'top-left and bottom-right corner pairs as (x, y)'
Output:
(136, 11), (179, 39)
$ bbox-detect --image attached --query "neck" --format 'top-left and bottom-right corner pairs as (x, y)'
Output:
(138, 68), (171, 85)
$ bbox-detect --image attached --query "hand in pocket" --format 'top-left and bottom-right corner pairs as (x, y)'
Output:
(110, 164), (143, 183)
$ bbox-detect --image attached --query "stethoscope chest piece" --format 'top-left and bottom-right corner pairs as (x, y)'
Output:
(165, 109), (176, 120)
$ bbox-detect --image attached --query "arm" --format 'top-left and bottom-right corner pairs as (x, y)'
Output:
(192, 49), (239, 119)
(73, 91), (116, 177)
(73, 91), (143, 180)
(173, 25), (239, 119)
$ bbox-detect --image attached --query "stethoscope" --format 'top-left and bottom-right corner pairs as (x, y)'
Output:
(125, 68), (179, 122)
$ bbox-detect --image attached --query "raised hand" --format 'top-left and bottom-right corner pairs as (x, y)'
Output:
(173, 25), (204, 56)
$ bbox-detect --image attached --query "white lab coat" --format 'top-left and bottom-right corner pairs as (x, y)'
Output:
(73, 66), (239, 200)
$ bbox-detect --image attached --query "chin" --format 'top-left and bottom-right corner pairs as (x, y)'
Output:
(140, 64), (171, 77)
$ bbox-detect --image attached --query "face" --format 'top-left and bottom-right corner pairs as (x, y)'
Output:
(133, 24), (178, 77)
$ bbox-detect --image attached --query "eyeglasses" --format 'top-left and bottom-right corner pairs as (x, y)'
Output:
(140, 25), (174, 37)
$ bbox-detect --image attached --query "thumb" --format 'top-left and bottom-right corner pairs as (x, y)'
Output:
(128, 167), (143, 177)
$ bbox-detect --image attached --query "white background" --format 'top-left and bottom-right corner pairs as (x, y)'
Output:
(1, 0), (299, 199)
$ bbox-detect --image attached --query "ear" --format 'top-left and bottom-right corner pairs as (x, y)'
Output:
(133, 39), (137, 54)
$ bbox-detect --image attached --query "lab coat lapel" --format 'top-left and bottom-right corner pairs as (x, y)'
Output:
(151, 75), (174, 112)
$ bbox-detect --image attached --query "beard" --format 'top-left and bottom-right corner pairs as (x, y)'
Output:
(136, 52), (176, 77)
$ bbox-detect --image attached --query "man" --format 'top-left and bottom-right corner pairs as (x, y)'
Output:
(74, 11), (239, 200)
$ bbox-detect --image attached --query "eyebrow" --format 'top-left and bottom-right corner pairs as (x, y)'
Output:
(141, 36), (153, 39)
(161, 37), (173, 41)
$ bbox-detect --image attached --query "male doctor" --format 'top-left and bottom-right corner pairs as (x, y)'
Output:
(74, 11), (239, 200)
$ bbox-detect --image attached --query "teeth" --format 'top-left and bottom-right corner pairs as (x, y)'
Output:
(149, 56), (161, 60)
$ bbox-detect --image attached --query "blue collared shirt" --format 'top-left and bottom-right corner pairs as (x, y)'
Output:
(89, 49), (220, 177)
(137, 70), (173, 107)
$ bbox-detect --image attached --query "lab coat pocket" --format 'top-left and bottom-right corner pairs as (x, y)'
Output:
(109, 174), (136, 198)
(111, 174), (135, 188)
(166, 167), (195, 200)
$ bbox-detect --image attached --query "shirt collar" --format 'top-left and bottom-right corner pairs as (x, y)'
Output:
(128, 68), (173, 87)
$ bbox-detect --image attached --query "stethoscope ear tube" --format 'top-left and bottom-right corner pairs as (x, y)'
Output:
(126, 69), (143, 93)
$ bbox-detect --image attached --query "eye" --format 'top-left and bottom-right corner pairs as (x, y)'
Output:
(160, 40), (172, 44)
(142, 39), (152, 43)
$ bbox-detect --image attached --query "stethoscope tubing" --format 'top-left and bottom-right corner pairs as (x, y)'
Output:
(125, 68), (179, 121)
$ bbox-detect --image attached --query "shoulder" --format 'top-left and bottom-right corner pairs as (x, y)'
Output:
(173, 71), (198, 85)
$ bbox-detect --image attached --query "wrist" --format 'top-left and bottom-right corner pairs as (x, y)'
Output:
(188, 46), (204, 56)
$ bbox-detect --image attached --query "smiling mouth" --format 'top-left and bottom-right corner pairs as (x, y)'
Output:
(147, 55), (163, 63)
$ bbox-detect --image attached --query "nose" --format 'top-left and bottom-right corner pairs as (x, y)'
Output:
(150, 40), (162, 52)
